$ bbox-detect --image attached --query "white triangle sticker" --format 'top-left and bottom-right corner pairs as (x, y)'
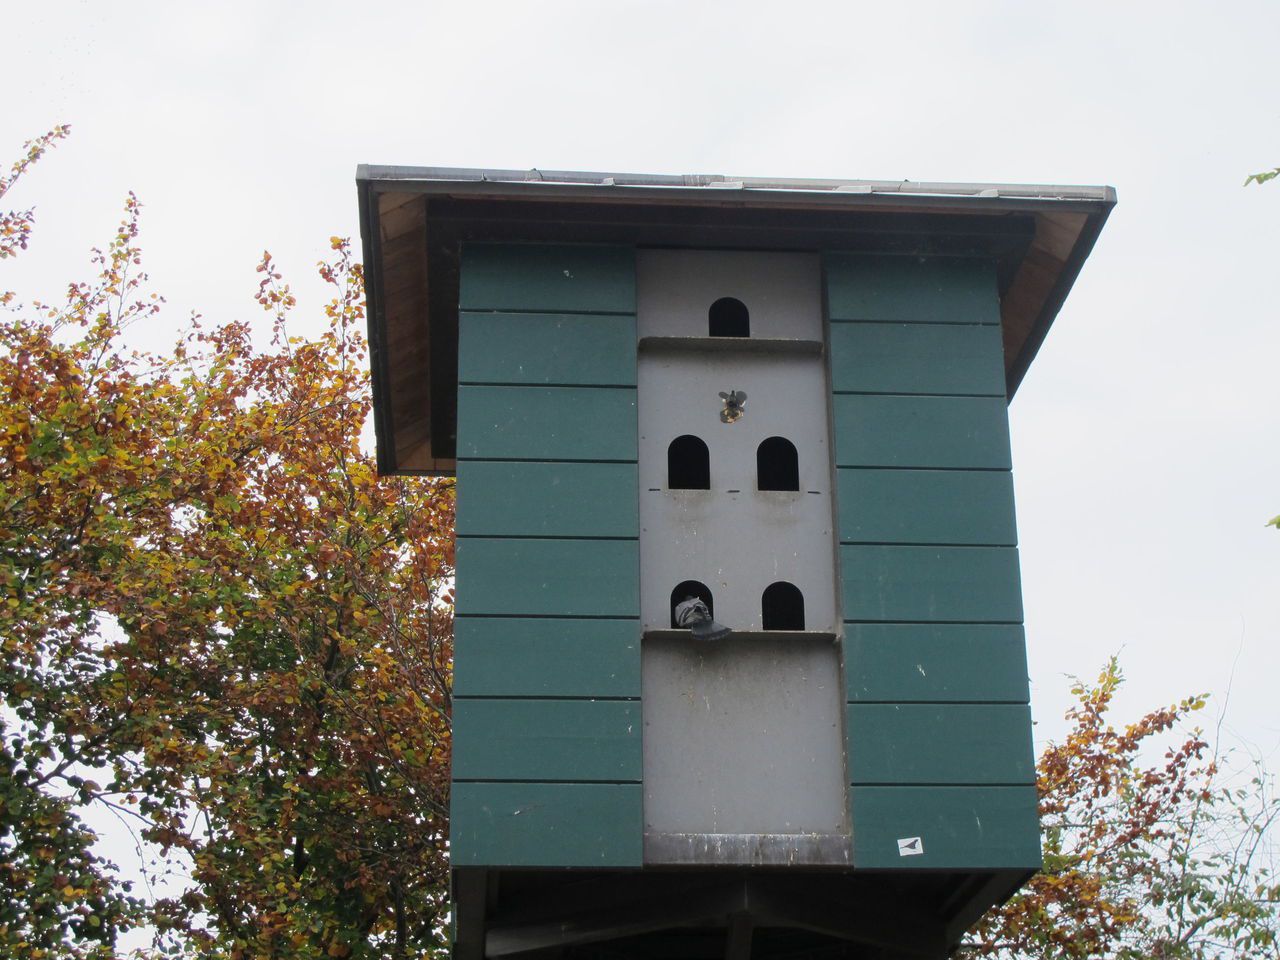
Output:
(897, 836), (924, 856)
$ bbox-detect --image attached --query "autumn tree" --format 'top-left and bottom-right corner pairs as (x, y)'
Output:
(1, 127), (453, 958)
(964, 659), (1280, 959)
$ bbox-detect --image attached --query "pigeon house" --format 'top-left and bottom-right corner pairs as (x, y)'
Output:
(356, 168), (1114, 960)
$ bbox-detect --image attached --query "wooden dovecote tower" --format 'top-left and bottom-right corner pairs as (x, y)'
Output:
(357, 168), (1114, 960)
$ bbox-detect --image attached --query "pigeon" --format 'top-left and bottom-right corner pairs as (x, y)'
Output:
(673, 596), (731, 641)
(719, 389), (747, 424)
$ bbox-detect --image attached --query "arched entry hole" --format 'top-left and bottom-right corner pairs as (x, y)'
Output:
(757, 436), (799, 491)
(708, 297), (750, 338)
(668, 435), (710, 490)
(671, 581), (714, 628)
(762, 582), (805, 631)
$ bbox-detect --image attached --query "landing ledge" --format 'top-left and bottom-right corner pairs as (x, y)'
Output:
(644, 831), (852, 866)
(639, 335), (824, 355)
(643, 629), (839, 644)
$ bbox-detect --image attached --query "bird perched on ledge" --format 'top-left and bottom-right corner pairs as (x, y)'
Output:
(674, 596), (732, 641)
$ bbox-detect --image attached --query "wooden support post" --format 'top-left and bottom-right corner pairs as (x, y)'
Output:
(725, 911), (754, 960)
(453, 869), (489, 960)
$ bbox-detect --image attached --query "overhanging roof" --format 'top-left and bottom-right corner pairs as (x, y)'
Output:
(357, 166), (1115, 476)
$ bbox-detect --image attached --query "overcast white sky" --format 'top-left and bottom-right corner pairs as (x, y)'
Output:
(6, 0), (1279, 804)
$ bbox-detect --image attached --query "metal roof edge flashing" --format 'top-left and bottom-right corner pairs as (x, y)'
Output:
(357, 164), (1114, 204)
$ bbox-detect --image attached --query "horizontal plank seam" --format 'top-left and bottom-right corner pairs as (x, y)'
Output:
(458, 616), (640, 624)
(452, 778), (643, 785)
(844, 624), (1024, 632)
(457, 457), (638, 465)
(849, 781), (1037, 788)
(849, 783), (1039, 793)
(459, 383), (637, 393)
(832, 391), (1007, 399)
(459, 308), (637, 318)
(459, 380), (637, 390)
(457, 534), (639, 542)
(836, 465), (1013, 471)
(454, 695), (641, 702)
(828, 317), (1000, 326)
(840, 540), (1017, 548)
(459, 458), (638, 467)
(835, 465), (1011, 473)
(841, 543), (1019, 550)
(845, 699), (1030, 706)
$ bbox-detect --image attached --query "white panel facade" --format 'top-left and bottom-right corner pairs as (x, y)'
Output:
(636, 251), (837, 633)
(637, 249), (847, 857)
(637, 250), (823, 341)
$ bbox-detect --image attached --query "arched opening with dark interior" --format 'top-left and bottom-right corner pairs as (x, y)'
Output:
(708, 296), (750, 338)
(757, 436), (800, 491)
(671, 581), (715, 629)
(762, 582), (805, 631)
(667, 435), (710, 490)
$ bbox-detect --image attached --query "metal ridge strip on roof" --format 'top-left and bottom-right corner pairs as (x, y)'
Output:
(356, 164), (1116, 204)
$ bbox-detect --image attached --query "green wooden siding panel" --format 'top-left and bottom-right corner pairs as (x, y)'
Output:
(451, 782), (643, 867)
(850, 786), (1040, 869)
(457, 385), (638, 461)
(829, 322), (1007, 396)
(458, 312), (637, 386)
(837, 468), (1017, 545)
(456, 538), (638, 617)
(832, 395), (1012, 469)
(845, 624), (1029, 703)
(453, 618), (640, 698)
(840, 545), (1023, 622)
(460, 243), (635, 314)
(825, 254), (1000, 324)
(452, 699), (641, 782)
(457, 461), (639, 538)
(847, 704), (1034, 784)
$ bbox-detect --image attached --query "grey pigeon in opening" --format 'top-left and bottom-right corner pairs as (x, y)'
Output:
(674, 596), (731, 641)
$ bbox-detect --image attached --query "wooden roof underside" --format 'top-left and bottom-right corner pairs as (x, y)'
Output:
(358, 176), (1113, 476)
